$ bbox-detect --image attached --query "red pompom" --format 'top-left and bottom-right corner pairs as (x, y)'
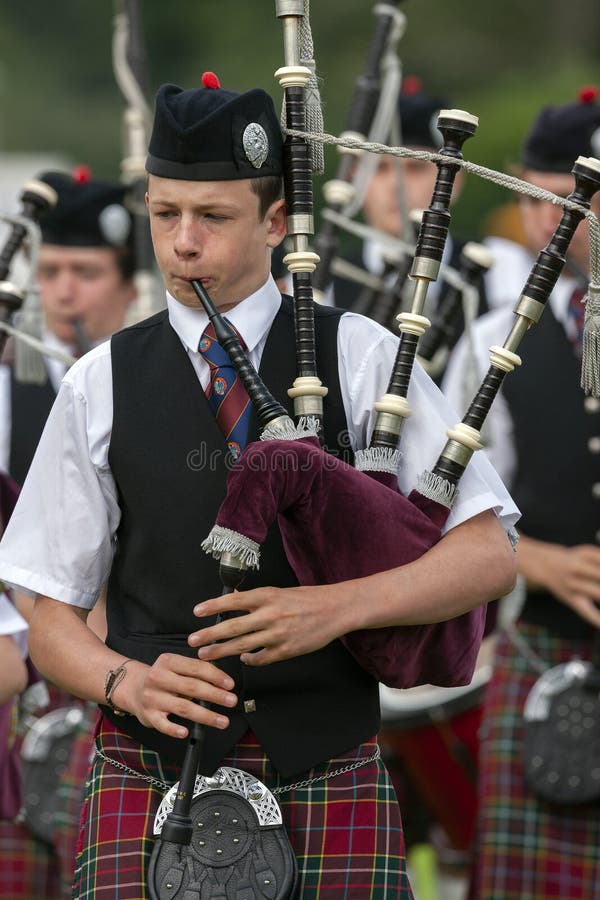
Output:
(201, 71), (221, 90)
(72, 164), (91, 184)
(578, 85), (598, 104)
(402, 75), (423, 96)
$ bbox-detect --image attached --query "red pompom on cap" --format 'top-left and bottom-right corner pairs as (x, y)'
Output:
(72, 164), (91, 184)
(201, 72), (221, 90)
(402, 75), (423, 96)
(578, 85), (599, 104)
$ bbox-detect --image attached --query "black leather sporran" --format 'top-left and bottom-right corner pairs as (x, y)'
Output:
(149, 766), (297, 899)
(523, 658), (600, 805)
(20, 704), (89, 844)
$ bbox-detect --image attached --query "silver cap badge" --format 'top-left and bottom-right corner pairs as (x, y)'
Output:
(98, 204), (131, 247)
(243, 123), (269, 169)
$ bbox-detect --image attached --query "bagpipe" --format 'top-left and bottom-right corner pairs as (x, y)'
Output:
(147, 3), (600, 897)
(312, 0), (408, 302)
(310, 1), (497, 379)
(0, 179), (80, 384)
(416, 239), (494, 380)
(0, 187), (83, 398)
(152, 150), (600, 899)
(349, 208), (421, 326)
(0, 180), (56, 357)
(112, 0), (164, 324)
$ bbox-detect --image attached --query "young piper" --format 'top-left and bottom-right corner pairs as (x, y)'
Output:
(0, 77), (517, 899)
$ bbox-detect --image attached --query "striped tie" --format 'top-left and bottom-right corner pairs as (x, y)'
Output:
(199, 322), (251, 460)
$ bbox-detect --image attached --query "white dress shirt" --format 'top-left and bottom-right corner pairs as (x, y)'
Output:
(442, 240), (579, 486)
(0, 591), (28, 657)
(0, 274), (519, 610)
(313, 233), (454, 310)
(349, 234), (455, 309)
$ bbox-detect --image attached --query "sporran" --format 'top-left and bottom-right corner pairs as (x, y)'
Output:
(19, 704), (87, 844)
(149, 765), (297, 899)
(523, 658), (600, 805)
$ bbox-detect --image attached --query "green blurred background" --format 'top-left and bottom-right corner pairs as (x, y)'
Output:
(0, 0), (598, 239)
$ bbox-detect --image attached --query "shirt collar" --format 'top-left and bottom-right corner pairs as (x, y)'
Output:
(42, 328), (75, 355)
(166, 275), (282, 354)
(42, 326), (115, 357)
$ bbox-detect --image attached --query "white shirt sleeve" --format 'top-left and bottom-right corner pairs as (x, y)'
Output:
(441, 308), (518, 488)
(0, 347), (119, 609)
(482, 237), (534, 311)
(0, 591), (28, 657)
(337, 312), (520, 533)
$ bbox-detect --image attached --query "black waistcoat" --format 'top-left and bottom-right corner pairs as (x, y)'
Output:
(503, 306), (600, 638)
(9, 371), (56, 486)
(107, 298), (380, 777)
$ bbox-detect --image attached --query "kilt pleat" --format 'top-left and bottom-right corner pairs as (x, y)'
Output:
(72, 716), (414, 899)
(470, 622), (600, 900)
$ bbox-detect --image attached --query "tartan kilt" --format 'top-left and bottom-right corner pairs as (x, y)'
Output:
(0, 819), (61, 899)
(0, 686), (97, 900)
(73, 716), (414, 899)
(52, 702), (98, 895)
(470, 622), (600, 900)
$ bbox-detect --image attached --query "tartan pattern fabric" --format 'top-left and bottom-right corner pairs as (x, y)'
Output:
(0, 819), (62, 899)
(0, 686), (97, 900)
(53, 704), (98, 896)
(469, 622), (600, 900)
(73, 716), (413, 899)
(199, 321), (252, 461)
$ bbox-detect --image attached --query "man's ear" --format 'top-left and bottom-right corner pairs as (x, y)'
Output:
(265, 199), (287, 248)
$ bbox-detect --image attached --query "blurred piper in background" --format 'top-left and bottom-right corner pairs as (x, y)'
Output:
(443, 86), (600, 900)
(0, 167), (136, 487)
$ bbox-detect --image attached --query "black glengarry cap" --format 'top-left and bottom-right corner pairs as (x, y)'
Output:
(398, 75), (450, 150)
(37, 167), (133, 249)
(521, 86), (600, 173)
(146, 73), (283, 182)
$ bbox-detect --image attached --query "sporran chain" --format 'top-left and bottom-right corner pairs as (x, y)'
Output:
(95, 744), (381, 795)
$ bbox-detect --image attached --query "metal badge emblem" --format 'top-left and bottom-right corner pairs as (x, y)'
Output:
(98, 203), (131, 247)
(153, 767), (283, 835)
(243, 122), (269, 169)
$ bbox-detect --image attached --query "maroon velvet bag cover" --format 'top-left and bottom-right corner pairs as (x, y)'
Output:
(209, 436), (485, 688)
